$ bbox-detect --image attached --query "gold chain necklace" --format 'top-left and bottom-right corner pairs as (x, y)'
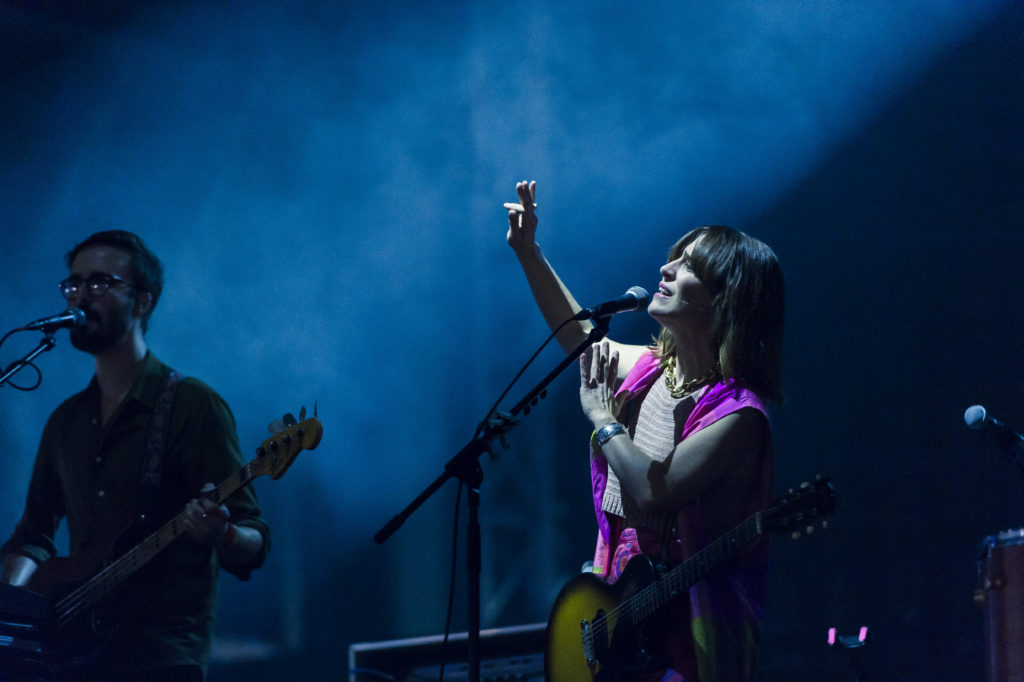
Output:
(662, 362), (719, 399)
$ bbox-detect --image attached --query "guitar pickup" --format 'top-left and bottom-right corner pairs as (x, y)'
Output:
(580, 618), (596, 666)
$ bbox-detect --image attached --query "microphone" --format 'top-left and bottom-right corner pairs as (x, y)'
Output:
(964, 404), (1024, 458)
(21, 308), (87, 332)
(573, 286), (650, 321)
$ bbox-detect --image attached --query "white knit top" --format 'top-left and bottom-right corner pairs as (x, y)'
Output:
(601, 373), (704, 530)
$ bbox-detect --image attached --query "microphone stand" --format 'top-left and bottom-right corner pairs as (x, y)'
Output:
(0, 333), (57, 388)
(995, 431), (1024, 476)
(374, 317), (612, 682)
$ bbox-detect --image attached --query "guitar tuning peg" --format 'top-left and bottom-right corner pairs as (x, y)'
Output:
(791, 531), (802, 540)
(267, 418), (286, 434)
(299, 406), (307, 421)
(282, 412), (297, 427)
(800, 481), (810, 488)
(805, 525), (815, 535)
(821, 520), (830, 530)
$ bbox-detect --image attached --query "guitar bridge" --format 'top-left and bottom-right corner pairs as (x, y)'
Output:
(580, 618), (596, 666)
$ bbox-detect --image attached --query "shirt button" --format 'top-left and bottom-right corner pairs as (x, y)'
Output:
(97, 490), (106, 498)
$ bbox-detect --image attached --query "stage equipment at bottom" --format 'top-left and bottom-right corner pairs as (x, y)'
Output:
(976, 528), (1024, 682)
(348, 622), (544, 682)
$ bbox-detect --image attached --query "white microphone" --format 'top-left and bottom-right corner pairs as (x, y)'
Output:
(21, 308), (87, 332)
(964, 404), (1024, 458)
(573, 287), (650, 321)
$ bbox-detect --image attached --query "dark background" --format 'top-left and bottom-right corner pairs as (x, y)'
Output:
(1, 1), (1021, 680)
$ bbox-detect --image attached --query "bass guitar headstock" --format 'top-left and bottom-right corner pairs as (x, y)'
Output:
(251, 406), (323, 480)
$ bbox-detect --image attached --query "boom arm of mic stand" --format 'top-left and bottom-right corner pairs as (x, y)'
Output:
(507, 320), (610, 417)
(373, 319), (610, 544)
(373, 436), (490, 544)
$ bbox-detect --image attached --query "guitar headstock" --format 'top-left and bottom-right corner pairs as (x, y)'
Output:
(250, 414), (323, 480)
(764, 476), (836, 540)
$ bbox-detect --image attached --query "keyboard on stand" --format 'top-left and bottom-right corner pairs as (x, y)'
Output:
(0, 582), (47, 678)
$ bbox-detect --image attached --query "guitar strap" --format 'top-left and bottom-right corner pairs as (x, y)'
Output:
(657, 514), (677, 572)
(135, 369), (186, 528)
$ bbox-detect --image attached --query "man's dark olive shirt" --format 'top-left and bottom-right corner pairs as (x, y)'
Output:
(1, 352), (270, 674)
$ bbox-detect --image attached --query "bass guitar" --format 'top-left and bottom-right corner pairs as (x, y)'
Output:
(545, 477), (836, 682)
(26, 412), (323, 658)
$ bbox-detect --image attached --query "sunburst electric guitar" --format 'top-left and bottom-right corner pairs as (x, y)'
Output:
(545, 477), (836, 682)
(25, 413), (323, 657)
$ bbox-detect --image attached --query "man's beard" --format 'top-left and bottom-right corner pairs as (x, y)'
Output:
(69, 301), (134, 354)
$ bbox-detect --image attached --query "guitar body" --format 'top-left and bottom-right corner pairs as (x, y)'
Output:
(545, 478), (837, 682)
(24, 526), (131, 666)
(39, 604), (116, 673)
(546, 555), (668, 682)
(26, 520), (133, 598)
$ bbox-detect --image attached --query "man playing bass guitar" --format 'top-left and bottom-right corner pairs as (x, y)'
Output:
(1, 231), (269, 682)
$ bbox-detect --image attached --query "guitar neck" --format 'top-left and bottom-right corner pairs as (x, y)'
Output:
(628, 512), (763, 623)
(53, 462), (258, 627)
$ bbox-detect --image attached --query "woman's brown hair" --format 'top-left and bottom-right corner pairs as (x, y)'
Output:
(655, 225), (785, 403)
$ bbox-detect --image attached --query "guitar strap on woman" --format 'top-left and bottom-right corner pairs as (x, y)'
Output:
(134, 369), (186, 529)
(657, 515), (678, 573)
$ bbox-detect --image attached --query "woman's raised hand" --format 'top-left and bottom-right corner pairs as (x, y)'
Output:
(504, 180), (538, 252)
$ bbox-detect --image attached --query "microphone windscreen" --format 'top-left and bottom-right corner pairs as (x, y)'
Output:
(964, 404), (987, 430)
(627, 286), (650, 307)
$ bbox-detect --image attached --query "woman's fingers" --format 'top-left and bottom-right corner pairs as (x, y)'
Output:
(607, 349), (619, 388)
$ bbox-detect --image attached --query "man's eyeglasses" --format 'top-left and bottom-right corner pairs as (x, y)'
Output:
(59, 273), (137, 299)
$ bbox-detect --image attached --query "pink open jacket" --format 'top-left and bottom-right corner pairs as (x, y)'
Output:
(588, 350), (773, 681)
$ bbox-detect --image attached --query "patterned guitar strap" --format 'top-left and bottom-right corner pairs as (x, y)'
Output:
(135, 369), (186, 528)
